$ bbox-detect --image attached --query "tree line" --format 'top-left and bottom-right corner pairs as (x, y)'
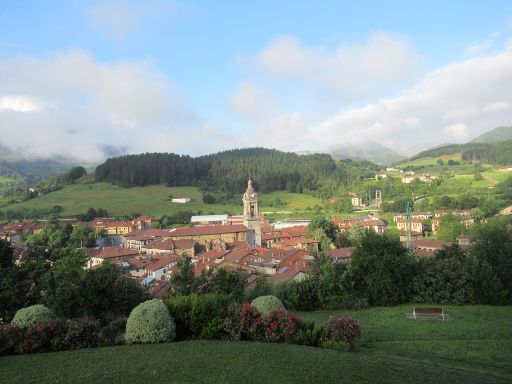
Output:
(94, 148), (341, 194)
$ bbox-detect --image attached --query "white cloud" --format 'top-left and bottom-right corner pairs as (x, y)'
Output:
(0, 95), (44, 112)
(464, 32), (501, 57)
(229, 82), (282, 120)
(442, 123), (469, 140)
(253, 32), (420, 98)
(304, 44), (512, 155)
(87, 1), (140, 41)
(0, 50), (226, 161)
(85, 0), (196, 42)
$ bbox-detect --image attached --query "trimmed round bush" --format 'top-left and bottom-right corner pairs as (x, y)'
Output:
(251, 295), (284, 316)
(326, 315), (362, 350)
(12, 305), (55, 327)
(125, 299), (175, 344)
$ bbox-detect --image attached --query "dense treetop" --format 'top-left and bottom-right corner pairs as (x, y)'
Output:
(94, 148), (340, 193)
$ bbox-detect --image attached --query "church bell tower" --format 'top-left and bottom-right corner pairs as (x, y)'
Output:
(243, 178), (262, 247)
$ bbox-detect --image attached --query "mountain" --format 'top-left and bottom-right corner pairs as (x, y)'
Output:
(471, 126), (512, 144)
(328, 141), (406, 165)
(0, 142), (89, 187)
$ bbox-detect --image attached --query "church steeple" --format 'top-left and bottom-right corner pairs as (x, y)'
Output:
(243, 177), (261, 247)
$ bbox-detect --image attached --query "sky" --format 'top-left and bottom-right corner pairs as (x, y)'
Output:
(1, 0), (512, 161)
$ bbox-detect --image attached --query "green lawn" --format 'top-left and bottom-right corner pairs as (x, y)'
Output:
(300, 305), (512, 378)
(0, 183), (323, 218)
(1, 305), (511, 383)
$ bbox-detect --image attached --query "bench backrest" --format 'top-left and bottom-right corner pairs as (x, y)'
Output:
(414, 307), (442, 314)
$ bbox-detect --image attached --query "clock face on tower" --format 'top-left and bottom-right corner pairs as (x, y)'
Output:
(251, 193), (255, 198)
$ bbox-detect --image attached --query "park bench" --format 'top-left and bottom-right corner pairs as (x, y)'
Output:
(405, 307), (451, 320)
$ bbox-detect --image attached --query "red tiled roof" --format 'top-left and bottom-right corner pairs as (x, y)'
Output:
(325, 247), (355, 260)
(144, 238), (194, 250)
(94, 247), (141, 259)
(170, 224), (247, 237)
(124, 229), (173, 240)
(195, 249), (230, 261)
(145, 254), (181, 272)
(409, 240), (454, 249)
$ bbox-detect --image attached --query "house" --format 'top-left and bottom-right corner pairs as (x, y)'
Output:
(133, 215), (155, 230)
(143, 238), (195, 257)
(191, 215), (228, 226)
(0, 221), (44, 242)
(351, 197), (364, 207)
(418, 174), (438, 183)
(393, 212), (432, 222)
(433, 209), (472, 218)
(402, 175), (416, 184)
(106, 220), (138, 235)
(171, 197), (191, 203)
(144, 254), (181, 280)
(111, 257), (147, 278)
(332, 217), (387, 234)
(272, 237), (319, 251)
(457, 234), (471, 247)
(396, 219), (425, 234)
(87, 247), (142, 269)
(324, 247), (355, 263)
(405, 239), (455, 256)
(399, 232), (424, 242)
(123, 229), (174, 250)
(272, 218), (311, 229)
(386, 167), (403, 173)
(169, 224), (247, 251)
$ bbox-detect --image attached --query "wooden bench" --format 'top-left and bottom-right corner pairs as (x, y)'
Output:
(406, 307), (451, 320)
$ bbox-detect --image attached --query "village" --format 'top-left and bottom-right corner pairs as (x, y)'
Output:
(0, 178), (488, 299)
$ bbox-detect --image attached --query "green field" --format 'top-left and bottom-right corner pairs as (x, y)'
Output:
(397, 153), (463, 168)
(1, 305), (510, 383)
(0, 183), (322, 218)
(483, 171), (511, 184)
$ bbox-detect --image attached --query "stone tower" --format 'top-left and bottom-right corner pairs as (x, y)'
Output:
(243, 178), (261, 247)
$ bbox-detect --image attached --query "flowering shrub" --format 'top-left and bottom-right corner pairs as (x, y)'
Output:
(21, 320), (67, 354)
(239, 303), (264, 340)
(260, 309), (304, 343)
(325, 316), (362, 350)
(251, 295), (284, 315)
(12, 305), (55, 327)
(0, 323), (25, 356)
(238, 303), (304, 343)
(126, 299), (175, 344)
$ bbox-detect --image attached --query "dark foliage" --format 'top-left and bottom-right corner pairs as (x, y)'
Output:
(94, 148), (337, 194)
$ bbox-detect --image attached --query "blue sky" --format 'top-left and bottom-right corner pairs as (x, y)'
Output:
(1, 0), (512, 160)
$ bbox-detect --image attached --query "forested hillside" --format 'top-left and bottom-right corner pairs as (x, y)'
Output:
(94, 148), (341, 193)
(94, 148), (380, 195)
(410, 140), (512, 165)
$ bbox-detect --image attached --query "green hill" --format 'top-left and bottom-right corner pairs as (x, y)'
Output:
(471, 126), (512, 143)
(1, 305), (511, 384)
(0, 182), (322, 219)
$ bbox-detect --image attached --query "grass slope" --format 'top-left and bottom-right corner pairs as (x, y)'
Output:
(0, 340), (508, 384)
(1, 305), (511, 384)
(1, 183), (322, 218)
(300, 305), (512, 377)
